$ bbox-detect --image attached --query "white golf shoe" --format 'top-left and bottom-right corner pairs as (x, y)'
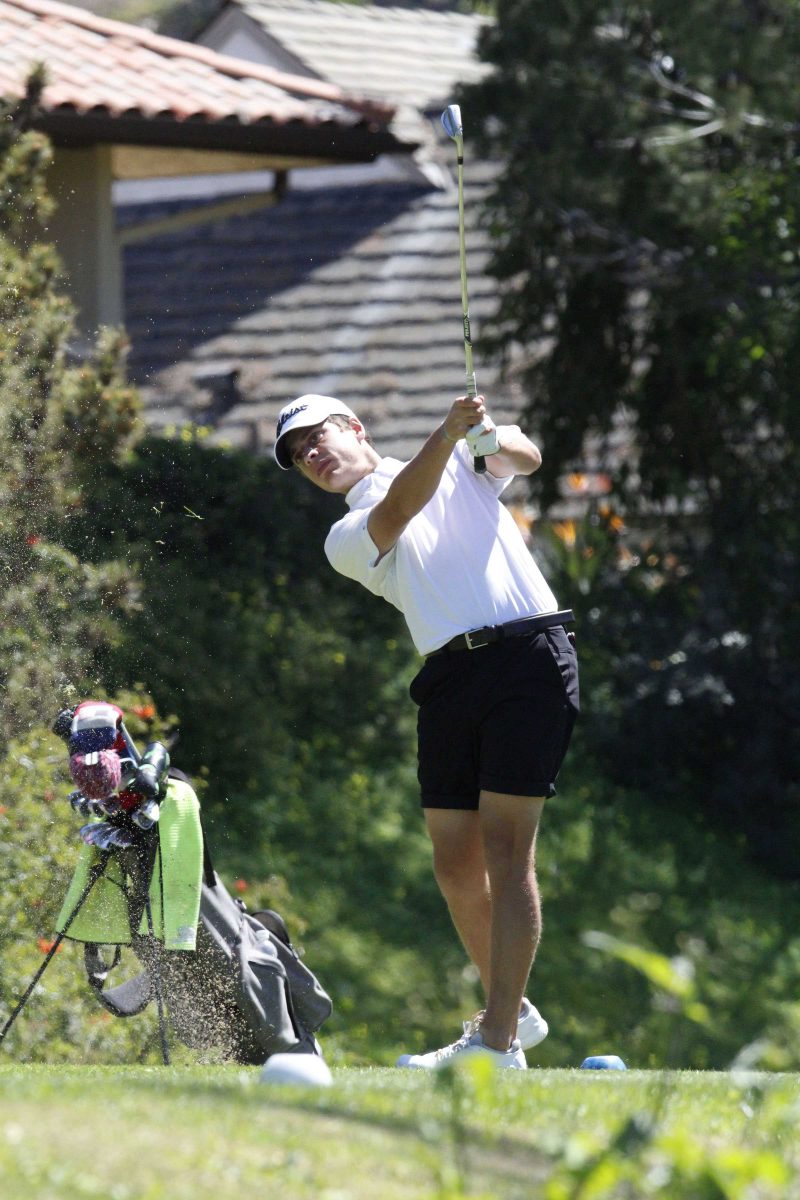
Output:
(461, 999), (549, 1051)
(396, 999), (547, 1067)
(397, 1028), (526, 1070)
(516, 998), (549, 1051)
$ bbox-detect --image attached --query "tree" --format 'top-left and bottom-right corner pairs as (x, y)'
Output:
(0, 77), (164, 1061)
(465, 1), (800, 872)
(0, 73), (139, 745)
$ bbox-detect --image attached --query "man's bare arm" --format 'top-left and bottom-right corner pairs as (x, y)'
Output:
(484, 427), (542, 479)
(367, 396), (484, 556)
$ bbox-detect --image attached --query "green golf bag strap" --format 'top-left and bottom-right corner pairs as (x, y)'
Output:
(165, 766), (215, 888)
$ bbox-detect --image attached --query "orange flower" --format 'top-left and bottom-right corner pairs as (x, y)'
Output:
(552, 520), (577, 549)
(234, 879), (248, 893)
(0, 804), (7, 816)
(37, 938), (62, 955)
(566, 473), (590, 494)
(599, 504), (625, 532)
(26, 535), (40, 546)
(131, 704), (155, 720)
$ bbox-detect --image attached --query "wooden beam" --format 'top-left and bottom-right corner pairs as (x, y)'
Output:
(111, 144), (332, 180)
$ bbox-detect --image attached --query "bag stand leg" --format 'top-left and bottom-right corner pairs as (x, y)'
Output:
(0, 852), (112, 1048)
(144, 893), (170, 1066)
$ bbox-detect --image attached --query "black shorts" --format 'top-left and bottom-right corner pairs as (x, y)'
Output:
(409, 627), (579, 810)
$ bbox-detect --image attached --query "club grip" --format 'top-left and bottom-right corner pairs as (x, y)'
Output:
(473, 456), (487, 474)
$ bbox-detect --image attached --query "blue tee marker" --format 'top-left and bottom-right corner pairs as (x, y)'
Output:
(580, 1055), (627, 1070)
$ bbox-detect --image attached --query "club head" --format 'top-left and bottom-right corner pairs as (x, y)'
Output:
(97, 796), (122, 817)
(79, 821), (135, 850)
(441, 104), (463, 140)
(79, 822), (112, 847)
(108, 828), (136, 849)
(132, 799), (160, 830)
(69, 789), (89, 815)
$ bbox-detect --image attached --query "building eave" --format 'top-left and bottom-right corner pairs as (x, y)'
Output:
(35, 109), (411, 163)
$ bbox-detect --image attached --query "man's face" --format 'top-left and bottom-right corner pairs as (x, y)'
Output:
(287, 417), (374, 494)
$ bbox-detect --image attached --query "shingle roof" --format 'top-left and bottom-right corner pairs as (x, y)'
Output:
(120, 164), (526, 462)
(225, 0), (490, 111)
(0, 0), (402, 153)
(199, 0), (489, 146)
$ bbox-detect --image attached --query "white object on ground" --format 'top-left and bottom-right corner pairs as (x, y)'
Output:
(398, 1030), (526, 1070)
(260, 1053), (333, 1087)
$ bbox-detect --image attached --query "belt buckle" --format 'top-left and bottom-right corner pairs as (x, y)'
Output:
(464, 628), (491, 650)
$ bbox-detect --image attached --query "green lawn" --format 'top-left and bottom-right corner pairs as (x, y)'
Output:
(1, 1063), (798, 1198)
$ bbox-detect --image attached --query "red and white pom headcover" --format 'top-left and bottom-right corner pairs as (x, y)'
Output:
(69, 701), (126, 800)
(70, 750), (122, 800)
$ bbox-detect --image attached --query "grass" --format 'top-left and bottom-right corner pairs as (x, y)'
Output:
(1, 1063), (799, 1198)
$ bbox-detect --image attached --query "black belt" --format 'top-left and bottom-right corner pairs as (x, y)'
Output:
(426, 610), (575, 657)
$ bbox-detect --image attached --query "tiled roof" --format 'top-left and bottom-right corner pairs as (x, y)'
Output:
(199, 0), (490, 146)
(225, 0), (490, 111)
(120, 164), (527, 463)
(0, 0), (399, 144)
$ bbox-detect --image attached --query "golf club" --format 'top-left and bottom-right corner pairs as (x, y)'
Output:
(441, 103), (499, 474)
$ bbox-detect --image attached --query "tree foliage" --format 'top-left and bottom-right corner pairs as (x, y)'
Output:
(466, 0), (800, 871)
(0, 75), (140, 745)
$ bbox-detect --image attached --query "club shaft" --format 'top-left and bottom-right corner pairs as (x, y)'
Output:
(118, 722), (142, 765)
(455, 141), (485, 471)
(444, 105), (485, 473)
(454, 142), (477, 399)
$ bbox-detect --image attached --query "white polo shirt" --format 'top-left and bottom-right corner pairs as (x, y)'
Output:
(324, 434), (559, 656)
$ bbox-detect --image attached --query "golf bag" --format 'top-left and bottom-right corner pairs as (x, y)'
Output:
(84, 853), (332, 1064)
(48, 702), (332, 1064)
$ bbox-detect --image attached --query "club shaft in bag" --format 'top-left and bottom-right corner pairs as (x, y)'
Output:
(441, 103), (485, 473)
(0, 854), (111, 1046)
(118, 721), (141, 765)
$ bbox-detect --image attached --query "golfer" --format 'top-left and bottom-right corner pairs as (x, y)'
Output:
(273, 392), (578, 1068)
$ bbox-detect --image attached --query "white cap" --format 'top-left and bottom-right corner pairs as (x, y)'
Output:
(273, 394), (358, 470)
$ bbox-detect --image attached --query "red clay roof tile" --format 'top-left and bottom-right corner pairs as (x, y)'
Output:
(0, 0), (396, 134)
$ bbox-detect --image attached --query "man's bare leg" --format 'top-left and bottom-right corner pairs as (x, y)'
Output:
(477, 791), (545, 1051)
(424, 808), (492, 995)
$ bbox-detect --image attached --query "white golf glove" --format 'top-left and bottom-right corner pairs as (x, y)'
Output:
(466, 416), (500, 458)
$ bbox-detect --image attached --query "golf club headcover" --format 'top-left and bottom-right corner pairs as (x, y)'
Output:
(69, 701), (126, 756)
(53, 708), (77, 742)
(70, 750), (122, 800)
(466, 416), (500, 459)
(132, 742), (171, 799)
